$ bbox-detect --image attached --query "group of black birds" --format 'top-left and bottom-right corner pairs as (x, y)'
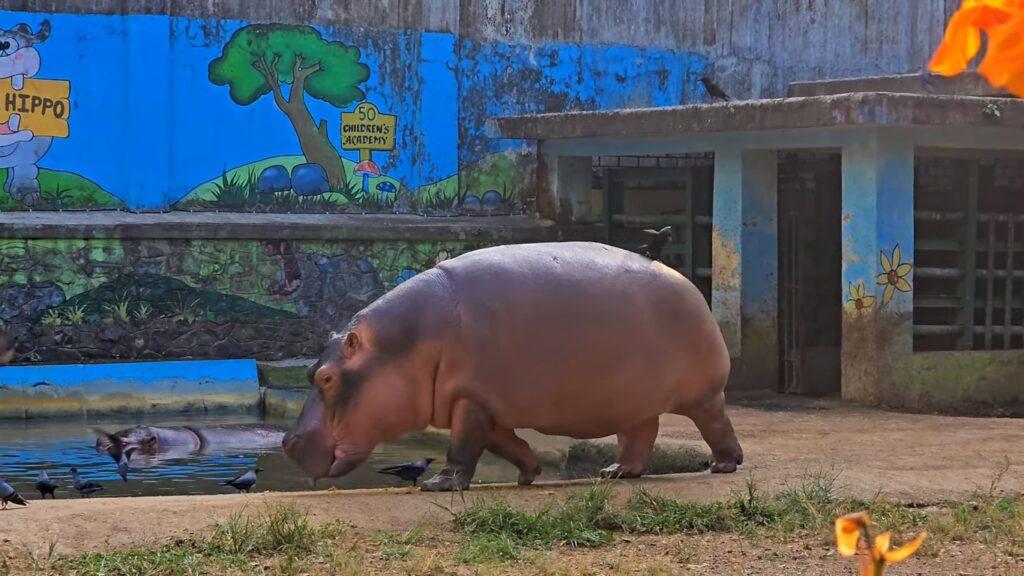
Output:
(0, 465), (267, 509)
(0, 468), (104, 508)
(0, 457), (438, 509)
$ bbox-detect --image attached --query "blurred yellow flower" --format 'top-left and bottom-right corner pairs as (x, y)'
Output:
(835, 512), (927, 576)
(929, 0), (1024, 96)
(875, 245), (912, 305)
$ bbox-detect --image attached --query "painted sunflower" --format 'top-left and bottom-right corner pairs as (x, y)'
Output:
(845, 280), (876, 314)
(875, 244), (912, 305)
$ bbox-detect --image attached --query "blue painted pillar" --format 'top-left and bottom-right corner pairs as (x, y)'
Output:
(841, 129), (915, 404)
(739, 150), (778, 389)
(713, 147), (743, 356)
(713, 148), (778, 391)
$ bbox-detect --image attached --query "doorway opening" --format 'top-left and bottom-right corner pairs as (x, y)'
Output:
(778, 152), (843, 396)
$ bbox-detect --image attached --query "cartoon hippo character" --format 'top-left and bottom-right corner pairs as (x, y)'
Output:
(284, 242), (743, 491)
(0, 20), (52, 207)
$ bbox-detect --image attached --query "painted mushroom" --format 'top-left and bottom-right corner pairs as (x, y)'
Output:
(376, 180), (397, 203)
(354, 159), (381, 194)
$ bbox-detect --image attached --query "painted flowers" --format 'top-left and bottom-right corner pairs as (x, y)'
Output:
(929, 0), (1024, 96)
(875, 245), (912, 305)
(836, 512), (927, 575)
(846, 281), (876, 314)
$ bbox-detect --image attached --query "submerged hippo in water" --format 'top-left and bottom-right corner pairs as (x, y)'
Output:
(95, 424), (287, 477)
(283, 242), (743, 491)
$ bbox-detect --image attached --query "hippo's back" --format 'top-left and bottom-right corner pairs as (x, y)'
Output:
(434, 242), (728, 435)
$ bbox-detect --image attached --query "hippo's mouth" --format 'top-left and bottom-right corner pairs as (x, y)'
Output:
(326, 447), (366, 478)
(282, 429), (368, 481)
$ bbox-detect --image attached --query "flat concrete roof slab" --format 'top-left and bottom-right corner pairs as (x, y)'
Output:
(787, 72), (1014, 98)
(495, 92), (1024, 141)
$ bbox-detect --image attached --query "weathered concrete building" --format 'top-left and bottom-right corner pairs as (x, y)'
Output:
(2, 1), (1018, 416)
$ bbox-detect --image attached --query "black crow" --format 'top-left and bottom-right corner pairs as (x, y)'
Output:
(70, 468), (104, 497)
(35, 470), (58, 499)
(640, 226), (673, 261)
(699, 76), (731, 102)
(377, 458), (435, 487)
(223, 467), (262, 493)
(1, 479), (28, 508)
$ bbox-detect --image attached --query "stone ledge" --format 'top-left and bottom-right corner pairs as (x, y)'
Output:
(495, 92), (1024, 140)
(787, 72), (1013, 98)
(0, 211), (603, 242)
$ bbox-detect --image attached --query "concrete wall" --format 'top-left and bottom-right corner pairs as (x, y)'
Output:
(0, 2), (958, 212)
(0, 8), (708, 212)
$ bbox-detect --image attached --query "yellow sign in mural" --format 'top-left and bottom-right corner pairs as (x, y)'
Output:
(0, 77), (71, 138)
(341, 102), (396, 153)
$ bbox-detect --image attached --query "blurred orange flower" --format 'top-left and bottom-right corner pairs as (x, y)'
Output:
(929, 0), (1024, 96)
(835, 512), (927, 576)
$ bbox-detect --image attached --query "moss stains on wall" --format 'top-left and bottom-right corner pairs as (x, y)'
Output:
(891, 351), (1024, 416)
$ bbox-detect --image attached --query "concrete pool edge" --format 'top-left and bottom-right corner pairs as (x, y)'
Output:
(0, 359), (261, 419)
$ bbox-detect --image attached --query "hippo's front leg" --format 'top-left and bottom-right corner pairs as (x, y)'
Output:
(420, 398), (492, 492)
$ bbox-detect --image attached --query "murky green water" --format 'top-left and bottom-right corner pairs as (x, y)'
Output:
(0, 414), (572, 499)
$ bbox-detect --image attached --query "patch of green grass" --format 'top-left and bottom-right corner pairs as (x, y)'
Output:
(616, 488), (729, 534)
(53, 504), (345, 576)
(449, 475), (936, 564)
(375, 525), (423, 560)
(453, 484), (617, 562)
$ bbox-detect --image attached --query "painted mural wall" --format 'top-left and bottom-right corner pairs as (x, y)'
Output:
(0, 11), (709, 213)
(0, 237), (476, 362)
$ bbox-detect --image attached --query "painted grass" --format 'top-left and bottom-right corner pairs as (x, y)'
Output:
(0, 168), (123, 210)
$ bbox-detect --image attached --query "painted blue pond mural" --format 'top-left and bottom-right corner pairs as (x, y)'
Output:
(0, 10), (709, 213)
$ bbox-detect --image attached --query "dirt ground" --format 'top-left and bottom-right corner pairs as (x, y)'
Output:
(2, 395), (1023, 573)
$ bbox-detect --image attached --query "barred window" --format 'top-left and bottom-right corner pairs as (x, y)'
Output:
(914, 155), (1024, 351)
(592, 155), (713, 302)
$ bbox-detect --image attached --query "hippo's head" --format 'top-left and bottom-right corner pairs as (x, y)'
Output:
(283, 324), (428, 481)
(0, 21), (49, 81)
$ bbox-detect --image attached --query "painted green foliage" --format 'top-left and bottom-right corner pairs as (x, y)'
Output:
(0, 238), (477, 362)
(210, 24), (371, 190)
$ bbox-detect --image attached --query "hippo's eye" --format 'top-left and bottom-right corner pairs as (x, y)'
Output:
(314, 366), (339, 396)
(0, 38), (19, 57)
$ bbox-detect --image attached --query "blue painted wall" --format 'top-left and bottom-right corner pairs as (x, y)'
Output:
(0, 11), (709, 212)
(0, 359), (260, 417)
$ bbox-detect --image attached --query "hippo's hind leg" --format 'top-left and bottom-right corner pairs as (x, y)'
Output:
(421, 398), (491, 492)
(487, 428), (541, 485)
(680, 392), (743, 473)
(600, 416), (659, 479)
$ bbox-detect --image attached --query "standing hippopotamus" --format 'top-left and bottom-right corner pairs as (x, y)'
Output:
(284, 242), (742, 491)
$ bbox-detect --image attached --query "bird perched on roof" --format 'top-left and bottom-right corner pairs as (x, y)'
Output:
(377, 458), (435, 487)
(640, 226), (673, 262)
(699, 76), (731, 102)
(70, 468), (105, 498)
(223, 467), (262, 493)
(0, 479), (28, 509)
(35, 470), (59, 499)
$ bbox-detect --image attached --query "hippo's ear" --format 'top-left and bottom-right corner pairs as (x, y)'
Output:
(341, 331), (361, 360)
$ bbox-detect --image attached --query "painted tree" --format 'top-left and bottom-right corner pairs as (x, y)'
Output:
(210, 24), (371, 189)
